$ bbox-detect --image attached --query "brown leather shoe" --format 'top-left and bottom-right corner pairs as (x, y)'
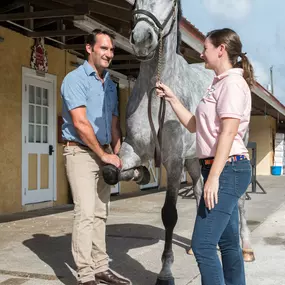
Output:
(78, 281), (97, 285)
(95, 269), (131, 285)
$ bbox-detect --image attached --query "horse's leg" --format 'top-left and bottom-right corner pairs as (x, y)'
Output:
(119, 140), (142, 171)
(184, 158), (203, 255)
(103, 140), (146, 185)
(156, 159), (183, 285)
(238, 194), (255, 262)
(185, 158), (203, 208)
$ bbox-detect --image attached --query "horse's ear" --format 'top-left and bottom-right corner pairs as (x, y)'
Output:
(133, 0), (137, 10)
(130, 0), (137, 30)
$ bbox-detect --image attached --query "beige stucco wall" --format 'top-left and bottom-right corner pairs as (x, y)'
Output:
(118, 86), (129, 138)
(0, 26), (76, 213)
(249, 115), (276, 175)
(0, 27), (23, 213)
(160, 167), (167, 188)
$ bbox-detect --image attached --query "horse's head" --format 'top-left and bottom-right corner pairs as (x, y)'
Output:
(130, 0), (178, 59)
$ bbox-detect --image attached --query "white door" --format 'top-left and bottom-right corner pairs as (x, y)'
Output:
(140, 160), (160, 190)
(22, 69), (56, 205)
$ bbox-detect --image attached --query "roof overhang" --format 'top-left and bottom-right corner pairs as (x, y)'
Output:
(73, 15), (133, 54)
(252, 83), (285, 119)
(180, 27), (203, 54)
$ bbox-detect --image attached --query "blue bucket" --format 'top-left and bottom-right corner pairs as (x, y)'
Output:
(271, 166), (282, 176)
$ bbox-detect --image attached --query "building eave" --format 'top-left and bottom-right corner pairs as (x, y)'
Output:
(179, 17), (285, 118)
(252, 82), (285, 118)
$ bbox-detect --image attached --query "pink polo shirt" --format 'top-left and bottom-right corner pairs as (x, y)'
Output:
(195, 68), (251, 159)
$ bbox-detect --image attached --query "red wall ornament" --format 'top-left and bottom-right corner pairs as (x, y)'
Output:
(30, 38), (48, 73)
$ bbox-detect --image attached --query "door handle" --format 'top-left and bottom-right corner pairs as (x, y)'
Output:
(49, 145), (54, 155)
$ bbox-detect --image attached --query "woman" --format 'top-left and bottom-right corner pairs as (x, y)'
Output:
(156, 28), (254, 285)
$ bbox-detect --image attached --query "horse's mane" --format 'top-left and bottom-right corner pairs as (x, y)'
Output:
(176, 0), (182, 54)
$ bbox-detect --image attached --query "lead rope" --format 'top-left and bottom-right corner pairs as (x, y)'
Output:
(147, 3), (176, 168)
(147, 31), (166, 168)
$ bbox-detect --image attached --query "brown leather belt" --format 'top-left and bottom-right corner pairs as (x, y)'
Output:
(64, 141), (110, 150)
(64, 141), (84, 147)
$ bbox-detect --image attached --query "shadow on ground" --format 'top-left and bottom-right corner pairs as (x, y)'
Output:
(246, 220), (260, 226)
(264, 236), (285, 246)
(23, 223), (191, 285)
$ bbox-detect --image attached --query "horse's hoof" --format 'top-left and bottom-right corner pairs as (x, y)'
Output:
(136, 166), (151, 185)
(187, 247), (194, 255)
(155, 277), (175, 285)
(102, 164), (119, 185)
(242, 248), (255, 262)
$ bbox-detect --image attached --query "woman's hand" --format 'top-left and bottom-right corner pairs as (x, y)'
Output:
(156, 82), (177, 103)
(204, 175), (219, 210)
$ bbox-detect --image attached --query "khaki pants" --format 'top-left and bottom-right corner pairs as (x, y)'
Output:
(64, 145), (111, 283)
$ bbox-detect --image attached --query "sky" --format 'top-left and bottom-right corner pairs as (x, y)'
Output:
(181, 0), (285, 105)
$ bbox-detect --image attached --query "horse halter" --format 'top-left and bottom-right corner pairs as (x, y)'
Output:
(132, 0), (178, 168)
(132, 0), (177, 39)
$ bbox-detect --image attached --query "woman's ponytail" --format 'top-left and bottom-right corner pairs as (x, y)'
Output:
(234, 53), (255, 87)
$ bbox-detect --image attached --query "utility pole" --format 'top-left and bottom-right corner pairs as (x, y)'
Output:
(270, 66), (274, 95)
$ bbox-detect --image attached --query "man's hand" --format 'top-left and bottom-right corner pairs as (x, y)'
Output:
(101, 153), (122, 169)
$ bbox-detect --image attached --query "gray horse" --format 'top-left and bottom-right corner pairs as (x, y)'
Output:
(103, 0), (254, 284)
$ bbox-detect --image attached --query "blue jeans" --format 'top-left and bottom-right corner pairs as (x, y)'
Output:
(192, 159), (252, 285)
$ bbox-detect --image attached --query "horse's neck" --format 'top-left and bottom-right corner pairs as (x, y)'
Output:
(140, 29), (177, 85)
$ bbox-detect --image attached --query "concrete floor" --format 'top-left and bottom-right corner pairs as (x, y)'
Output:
(0, 175), (284, 285)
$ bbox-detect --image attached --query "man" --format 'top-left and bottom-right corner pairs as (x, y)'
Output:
(61, 29), (130, 285)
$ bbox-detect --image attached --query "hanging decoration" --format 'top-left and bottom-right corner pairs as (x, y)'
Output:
(30, 37), (48, 73)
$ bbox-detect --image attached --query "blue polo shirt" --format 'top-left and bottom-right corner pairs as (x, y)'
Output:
(61, 60), (118, 145)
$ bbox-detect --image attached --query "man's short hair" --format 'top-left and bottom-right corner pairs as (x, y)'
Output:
(85, 29), (115, 59)
(85, 29), (115, 49)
